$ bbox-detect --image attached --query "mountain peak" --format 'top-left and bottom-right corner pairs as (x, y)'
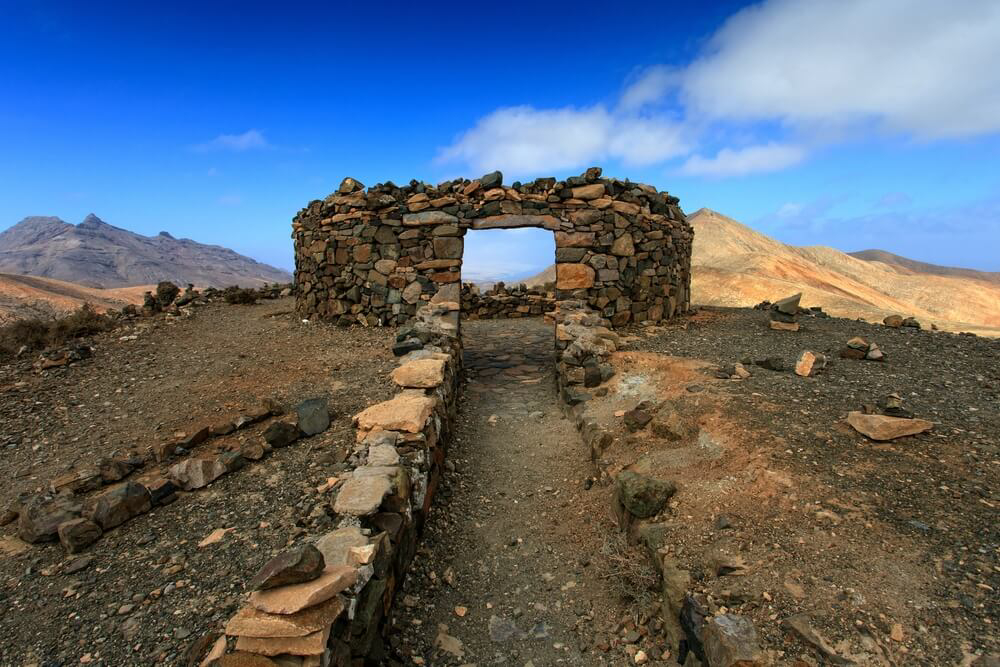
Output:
(79, 213), (108, 228)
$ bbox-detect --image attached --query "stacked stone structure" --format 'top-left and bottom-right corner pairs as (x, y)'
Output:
(460, 282), (555, 320)
(292, 167), (692, 328)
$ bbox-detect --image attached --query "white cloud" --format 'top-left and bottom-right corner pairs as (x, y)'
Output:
(194, 129), (270, 152)
(680, 0), (1000, 138)
(619, 66), (677, 112)
(437, 105), (686, 177)
(680, 143), (805, 177)
(437, 0), (1000, 180)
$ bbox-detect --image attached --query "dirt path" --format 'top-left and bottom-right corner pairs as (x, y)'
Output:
(392, 318), (641, 666)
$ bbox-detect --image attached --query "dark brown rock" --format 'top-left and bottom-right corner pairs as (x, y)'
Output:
(84, 481), (152, 530)
(247, 544), (326, 591)
(57, 518), (102, 553)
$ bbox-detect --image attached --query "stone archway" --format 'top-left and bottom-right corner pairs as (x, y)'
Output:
(291, 167), (691, 328)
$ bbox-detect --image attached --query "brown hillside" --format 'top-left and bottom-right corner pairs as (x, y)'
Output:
(0, 272), (150, 324)
(689, 208), (1000, 334)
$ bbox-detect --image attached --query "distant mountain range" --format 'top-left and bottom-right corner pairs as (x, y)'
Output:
(0, 214), (291, 289)
(688, 208), (1000, 334)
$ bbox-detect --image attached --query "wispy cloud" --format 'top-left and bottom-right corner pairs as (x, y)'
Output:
(194, 129), (270, 153)
(680, 143), (805, 178)
(217, 194), (243, 206)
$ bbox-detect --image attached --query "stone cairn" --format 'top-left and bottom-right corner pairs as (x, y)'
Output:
(292, 167), (692, 328)
(460, 282), (555, 320)
(768, 292), (802, 331)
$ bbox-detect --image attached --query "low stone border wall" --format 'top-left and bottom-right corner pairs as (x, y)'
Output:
(197, 301), (462, 666)
(460, 282), (555, 320)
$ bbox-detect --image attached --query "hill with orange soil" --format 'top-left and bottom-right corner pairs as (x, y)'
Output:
(0, 272), (150, 324)
(689, 208), (1000, 335)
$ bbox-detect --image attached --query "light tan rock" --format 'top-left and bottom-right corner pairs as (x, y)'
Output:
(769, 320), (800, 331)
(794, 351), (825, 377)
(226, 595), (345, 638)
(554, 231), (595, 247)
(391, 358), (446, 389)
(248, 565), (357, 615)
(315, 526), (367, 566)
(556, 263), (596, 289)
(234, 624), (331, 656)
(570, 183), (606, 200)
(846, 411), (933, 441)
(333, 475), (391, 516)
(367, 444), (400, 466)
(610, 232), (635, 257)
(354, 391), (436, 433)
(216, 652), (280, 667)
(198, 635), (228, 667)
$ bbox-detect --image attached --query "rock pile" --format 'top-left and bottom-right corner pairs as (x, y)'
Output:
(768, 292), (802, 331)
(460, 282), (555, 320)
(840, 336), (885, 361)
(292, 167), (692, 328)
(11, 399), (328, 553)
(204, 301), (464, 665)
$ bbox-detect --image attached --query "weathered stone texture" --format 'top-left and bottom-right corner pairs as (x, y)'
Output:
(292, 167), (692, 328)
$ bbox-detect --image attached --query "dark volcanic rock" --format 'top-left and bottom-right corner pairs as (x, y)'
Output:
(296, 398), (330, 436)
(57, 518), (102, 553)
(263, 421), (301, 448)
(84, 481), (152, 531)
(247, 544), (326, 591)
(617, 470), (676, 519)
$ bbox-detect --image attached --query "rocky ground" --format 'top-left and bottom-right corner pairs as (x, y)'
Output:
(0, 298), (396, 665)
(1, 302), (997, 666)
(607, 307), (999, 665)
(392, 319), (668, 666)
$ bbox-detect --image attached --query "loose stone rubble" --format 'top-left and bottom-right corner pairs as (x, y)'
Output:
(291, 167), (692, 327)
(460, 282), (555, 320)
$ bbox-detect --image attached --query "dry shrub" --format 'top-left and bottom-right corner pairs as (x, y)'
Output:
(0, 303), (113, 357)
(599, 531), (660, 604)
(223, 286), (258, 305)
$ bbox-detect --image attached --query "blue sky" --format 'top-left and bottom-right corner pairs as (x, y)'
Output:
(2, 0), (999, 279)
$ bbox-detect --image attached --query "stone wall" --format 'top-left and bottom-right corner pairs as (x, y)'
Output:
(460, 282), (555, 320)
(292, 167), (692, 328)
(210, 302), (463, 665)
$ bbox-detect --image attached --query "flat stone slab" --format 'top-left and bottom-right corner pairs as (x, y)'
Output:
(470, 214), (560, 230)
(248, 565), (357, 615)
(315, 526), (368, 566)
(847, 411), (933, 441)
(234, 624), (331, 656)
(333, 475), (392, 516)
(354, 391), (436, 433)
(391, 358), (447, 389)
(226, 595), (345, 638)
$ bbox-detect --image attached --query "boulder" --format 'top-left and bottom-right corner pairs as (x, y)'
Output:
(794, 351), (825, 377)
(617, 471), (676, 519)
(263, 421), (301, 448)
(883, 315), (903, 328)
(902, 317), (921, 328)
(773, 293), (801, 316)
(390, 358), (446, 389)
(248, 544), (326, 591)
(84, 481), (151, 531)
(333, 474), (392, 517)
(702, 614), (765, 666)
(57, 518), (102, 553)
(354, 392), (436, 434)
(623, 404), (654, 432)
(847, 412), (933, 441)
(296, 398), (330, 436)
(169, 457), (228, 490)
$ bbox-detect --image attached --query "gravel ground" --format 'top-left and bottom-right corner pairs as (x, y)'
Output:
(391, 319), (668, 666)
(0, 299), (397, 666)
(615, 306), (999, 665)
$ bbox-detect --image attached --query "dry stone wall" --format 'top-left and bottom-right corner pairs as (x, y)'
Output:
(460, 282), (555, 320)
(292, 167), (691, 328)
